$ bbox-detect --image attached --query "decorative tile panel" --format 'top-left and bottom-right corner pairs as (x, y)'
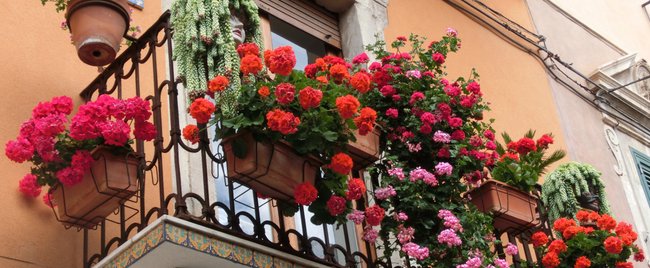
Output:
(103, 221), (306, 268)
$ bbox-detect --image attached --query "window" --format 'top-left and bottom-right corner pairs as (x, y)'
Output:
(632, 148), (650, 205)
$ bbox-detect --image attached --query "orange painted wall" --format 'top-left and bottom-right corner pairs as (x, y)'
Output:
(0, 1), (164, 267)
(383, 0), (568, 171)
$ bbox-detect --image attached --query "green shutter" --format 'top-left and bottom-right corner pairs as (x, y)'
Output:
(632, 148), (650, 205)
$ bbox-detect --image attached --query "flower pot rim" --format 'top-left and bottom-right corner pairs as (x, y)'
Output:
(65, 0), (131, 36)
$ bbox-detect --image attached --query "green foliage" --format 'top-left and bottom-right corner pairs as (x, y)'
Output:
(542, 162), (611, 223)
(171, 0), (263, 116)
(40, 0), (68, 13)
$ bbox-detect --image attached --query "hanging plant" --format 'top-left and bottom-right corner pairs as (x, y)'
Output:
(542, 162), (611, 223)
(171, 0), (263, 117)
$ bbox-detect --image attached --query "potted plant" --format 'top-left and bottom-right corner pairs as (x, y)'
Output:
(182, 43), (377, 224)
(469, 130), (566, 232)
(39, 0), (131, 66)
(530, 213), (645, 267)
(542, 162), (611, 224)
(354, 31), (510, 266)
(6, 95), (156, 227)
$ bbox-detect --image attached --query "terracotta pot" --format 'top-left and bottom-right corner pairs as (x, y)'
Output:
(346, 129), (380, 169)
(221, 132), (320, 202)
(52, 147), (139, 228)
(65, 0), (130, 66)
(468, 180), (539, 232)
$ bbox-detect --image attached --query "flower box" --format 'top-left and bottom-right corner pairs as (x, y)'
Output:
(221, 131), (321, 202)
(468, 180), (539, 233)
(346, 129), (380, 168)
(52, 147), (139, 228)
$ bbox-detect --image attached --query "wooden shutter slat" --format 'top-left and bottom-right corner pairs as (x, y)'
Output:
(254, 0), (341, 48)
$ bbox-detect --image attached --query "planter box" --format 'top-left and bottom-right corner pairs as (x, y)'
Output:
(468, 180), (539, 233)
(346, 129), (380, 169)
(52, 147), (139, 228)
(221, 132), (320, 202)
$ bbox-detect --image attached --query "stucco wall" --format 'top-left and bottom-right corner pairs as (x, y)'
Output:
(0, 1), (163, 267)
(383, 0), (568, 163)
(527, 0), (650, 263)
(548, 0), (650, 61)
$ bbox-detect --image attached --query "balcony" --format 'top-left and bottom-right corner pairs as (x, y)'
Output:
(69, 11), (551, 268)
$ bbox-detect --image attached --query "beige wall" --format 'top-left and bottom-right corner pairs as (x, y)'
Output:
(383, 0), (568, 164)
(548, 0), (650, 60)
(0, 1), (163, 267)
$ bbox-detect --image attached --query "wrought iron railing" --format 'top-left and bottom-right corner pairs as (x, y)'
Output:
(76, 10), (551, 268)
(78, 11), (377, 268)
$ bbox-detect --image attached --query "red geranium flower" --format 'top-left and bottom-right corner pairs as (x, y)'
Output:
(553, 218), (576, 233)
(350, 71), (371, 93)
(604, 236), (623, 254)
(182, 124), (200, 144)
(265, 46), (296, 76)
(346, 178), (366, 200)
(258, 86), (270, 97)
(240, 54), (263, 75)
(563, 226), (582, 240)
(298, 86), (322, 110)
(208, 75), (229, 93)
(616, 222), (638, 246)
(236, 43), (259, 58)
(335, 95), (360, 119)
(615, 262), (633, 268)
(189, 98), (215, 124)
(326, 195), (347, 216)
(576, 210), (590, 222)
(548, 240), (567, 254)
(353, 107), (377, 136)
(537, 134), (554, 149)
(275, 83), (296, 105)
(330, 153), (353, 175)
(542, 252), (560, 268)
(365, 205), (385, 226)
(531, 231), (549, 247)
(432, 52), (445, 64)
(266, 109), (300, 135)
(597, 214), (617, 231)
(574, 256), (591, 268)
(516, 137), (537, 155)
(294, 182), (318, 205)
(329, 64), (349, 83)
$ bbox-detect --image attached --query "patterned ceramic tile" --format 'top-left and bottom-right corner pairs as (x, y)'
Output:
(100, 221), (311, 268)
(165, 223), (188, 246)
(232, 244), (254, 264)
(274, 257), (294, 268)
(252, 251), (273, 268)
(211, 238), (234, 259)
(188, 230), (211, 252)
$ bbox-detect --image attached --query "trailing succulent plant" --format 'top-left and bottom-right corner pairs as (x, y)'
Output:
(541, 162), (610, 223)
(171, 0), (263, 117)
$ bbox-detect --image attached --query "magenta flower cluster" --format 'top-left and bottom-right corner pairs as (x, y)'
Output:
(5, 95), (156, 205)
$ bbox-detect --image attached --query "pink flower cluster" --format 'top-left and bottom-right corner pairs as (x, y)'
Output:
(70, 95), (156, 144)
(387, 167), (405, 180)
(6, 95), (156, 202)
(438, 209), (463, 232)
(409, 167), (438, 186)
(363, 227), (379, 242)
(435, 162), (453, 176)
(397, 225), (415, 244)
(401, 242), (429, 260)
(374, 185), (396, 200)
(347, 209), (365, 224)
(437, 229), (462, 247)
(456, 256), (482, 268)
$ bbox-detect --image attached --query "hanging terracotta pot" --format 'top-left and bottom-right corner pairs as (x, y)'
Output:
(65, 0), (130, 66)
(346, 129), (380, 169)
(221, 131), (321, 202)
(467, 180), (539, 233)
(52, 147), (139, 228)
